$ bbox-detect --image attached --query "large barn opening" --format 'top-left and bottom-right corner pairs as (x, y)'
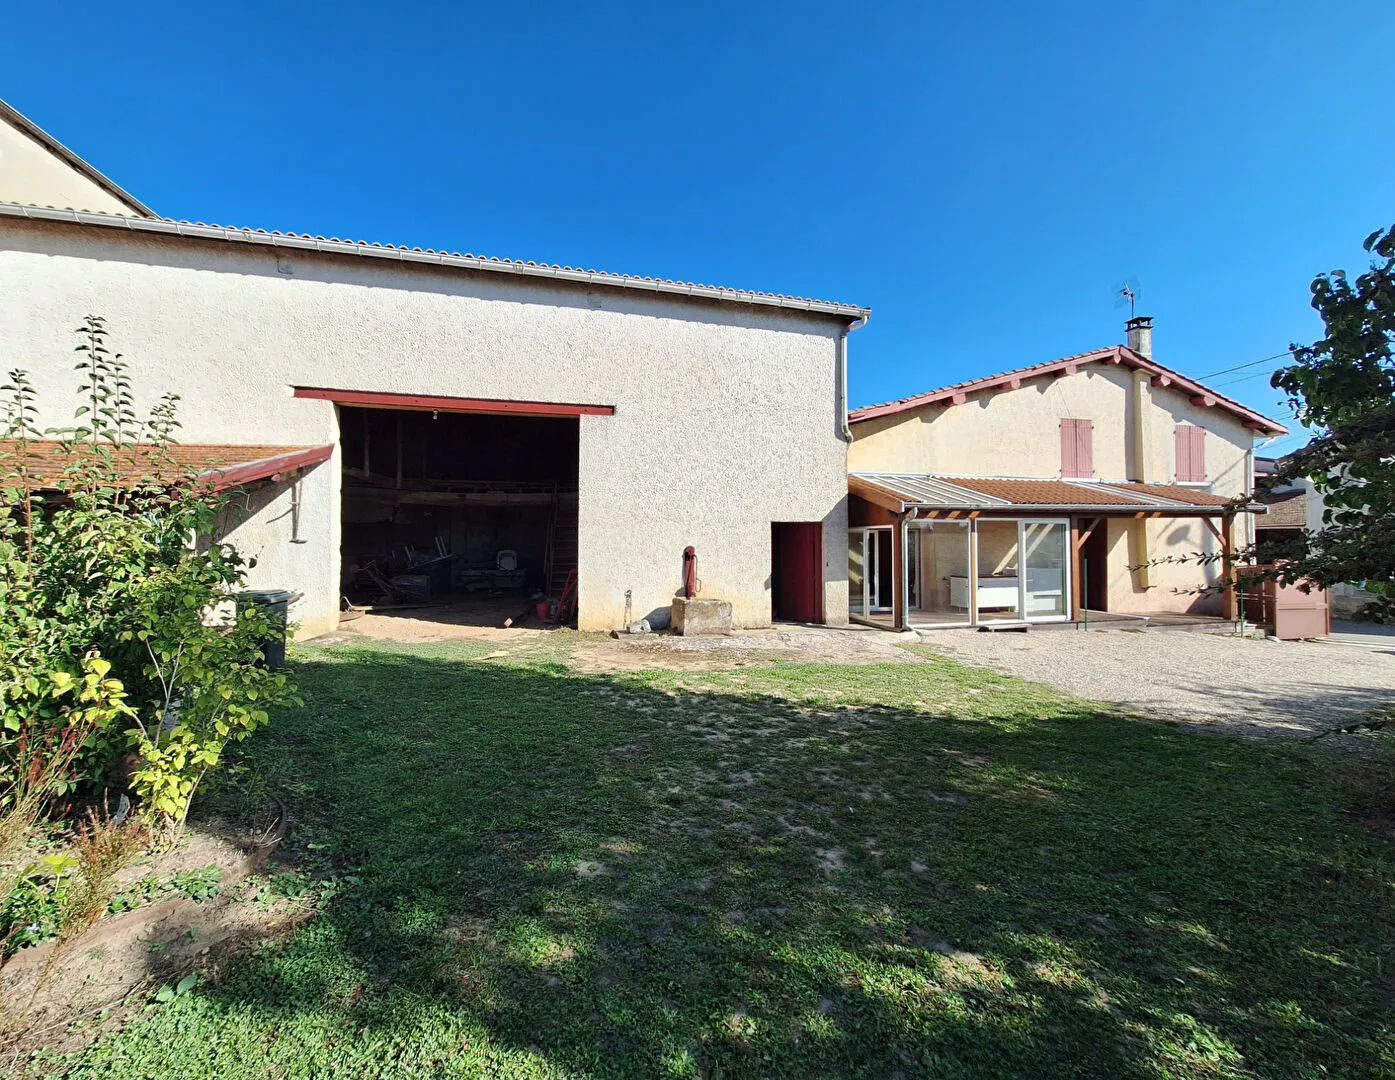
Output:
(337, 406), (579, 626)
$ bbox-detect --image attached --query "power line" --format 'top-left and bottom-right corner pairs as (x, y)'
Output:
(1209, 372), (1274, 390)
(1195, 350), (1295, 380)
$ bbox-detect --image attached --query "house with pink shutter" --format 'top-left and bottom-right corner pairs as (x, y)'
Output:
(844, 318), (1288, 630)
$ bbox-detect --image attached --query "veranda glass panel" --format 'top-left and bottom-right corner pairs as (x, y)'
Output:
(1023, 521), (1068, 618)
(908, 521), (972, 627)
(848, 530), (866, 616)
(975, 519), (1022, 622)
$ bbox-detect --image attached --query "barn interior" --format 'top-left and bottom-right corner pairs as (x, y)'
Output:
(338, 406), (578, 622)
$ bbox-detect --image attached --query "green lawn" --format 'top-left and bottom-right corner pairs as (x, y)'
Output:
(38, 637), (1395, 1079)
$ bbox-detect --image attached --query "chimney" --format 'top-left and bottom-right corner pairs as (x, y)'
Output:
(1125, 315), (1153, 360)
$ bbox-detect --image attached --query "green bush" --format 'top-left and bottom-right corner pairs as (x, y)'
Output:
(0, 317), (299, 832)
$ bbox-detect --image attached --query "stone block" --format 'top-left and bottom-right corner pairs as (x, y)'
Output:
(671, 597), (732, 636)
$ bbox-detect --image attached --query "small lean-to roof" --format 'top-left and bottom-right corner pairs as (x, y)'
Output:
(849, 345), (1287, 435)
(1, 441), (333, 491)
(0, 201), (870, 321)
(850, 473), (1263, 515)
(1255, 488), (1307, 529)
(0, 99), (156, 218)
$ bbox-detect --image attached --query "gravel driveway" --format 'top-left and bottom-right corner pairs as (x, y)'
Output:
(922, 628), (1395, 743)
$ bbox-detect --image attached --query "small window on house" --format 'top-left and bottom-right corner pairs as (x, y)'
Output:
(1060, 418), (1093, 478)
(1175, 424), (1207, 482)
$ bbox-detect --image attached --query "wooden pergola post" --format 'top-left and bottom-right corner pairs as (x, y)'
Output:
(1221, 514), (1237, 620)
(1070, 516), (1103, 620)
(892, 514), (907, 630)
(1070, 518), (1081, 619)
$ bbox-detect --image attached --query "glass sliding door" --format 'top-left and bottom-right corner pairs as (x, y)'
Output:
(1022, 520), (1069, 620)
(848, 529), (866, 618)
(848, 527), (894, 623)
(868, 527), (893, 613)
(974, 519), (1022, 622)
(908, 520), (972, 628)
(971, 519), (1071, 624)
(856, 518), (1073, 630)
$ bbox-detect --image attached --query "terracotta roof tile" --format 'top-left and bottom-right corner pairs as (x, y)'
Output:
(848, 346), (1287, 435)
(1, 441), (332, 490)
(944, 477), (1145, 506)
(1112, 483), (1235, 507)
(1256, 488), (1308, 528)
(853, 347), (1118, 418)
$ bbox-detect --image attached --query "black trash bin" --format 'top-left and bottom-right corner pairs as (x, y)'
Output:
(236, 589), (294, 669)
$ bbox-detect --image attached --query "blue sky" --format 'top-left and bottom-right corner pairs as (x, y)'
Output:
(4, 2), (1392, 456)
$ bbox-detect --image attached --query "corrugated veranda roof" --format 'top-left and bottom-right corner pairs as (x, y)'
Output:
(850, 472), (1262, 514)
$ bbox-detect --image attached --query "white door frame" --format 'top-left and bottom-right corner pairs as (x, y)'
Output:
(904, 518), (974, 630)
(849, 526), (895, 616)
(1015, 517), (1072, 623)
(865, 525), (893, 613)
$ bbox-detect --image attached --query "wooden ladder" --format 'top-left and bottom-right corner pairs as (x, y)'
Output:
(543, 483), (578, 600)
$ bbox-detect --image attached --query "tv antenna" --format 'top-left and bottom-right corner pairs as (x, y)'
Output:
(1113, 277), (1142, 319)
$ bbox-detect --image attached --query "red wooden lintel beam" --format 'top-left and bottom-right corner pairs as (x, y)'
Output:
(294, 386), (616, 417)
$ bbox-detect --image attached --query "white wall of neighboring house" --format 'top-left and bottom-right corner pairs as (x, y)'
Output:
(0, 217), (854, 637)
(1303, 479), (1326, 534)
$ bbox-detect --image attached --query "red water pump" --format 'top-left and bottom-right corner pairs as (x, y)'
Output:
(682, 546), (699, 598)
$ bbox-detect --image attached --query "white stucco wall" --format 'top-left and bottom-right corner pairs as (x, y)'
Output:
(0, 117), (143, 216)
(212, 469), (341, 634)
(0, 219), (852, 637)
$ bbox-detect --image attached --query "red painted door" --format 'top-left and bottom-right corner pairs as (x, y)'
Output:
(772, 522), (824, 623)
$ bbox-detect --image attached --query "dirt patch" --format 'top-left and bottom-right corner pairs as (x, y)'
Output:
(314, 606), (929, 673)
(0, 813), (307, 1054)
(329, 610), (549, 645)
(571, 625), (926, 673)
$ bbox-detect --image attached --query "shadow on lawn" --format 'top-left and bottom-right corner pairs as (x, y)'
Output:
(114, 646), (1395, 1079)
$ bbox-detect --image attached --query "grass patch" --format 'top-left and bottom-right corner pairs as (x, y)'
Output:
(32, 639), (1395, 1078)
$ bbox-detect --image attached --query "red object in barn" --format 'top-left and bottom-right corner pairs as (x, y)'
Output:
(682, 547), (699, 598)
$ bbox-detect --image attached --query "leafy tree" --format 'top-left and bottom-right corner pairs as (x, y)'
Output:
(1267, 224), (1395, 621)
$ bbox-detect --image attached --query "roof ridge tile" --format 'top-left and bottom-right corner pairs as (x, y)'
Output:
(849, 346), (1285, 434)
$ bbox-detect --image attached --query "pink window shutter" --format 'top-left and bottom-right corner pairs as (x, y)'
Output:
(1176, 425), (1206, 482)
(1061, 419), (1092, 478)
